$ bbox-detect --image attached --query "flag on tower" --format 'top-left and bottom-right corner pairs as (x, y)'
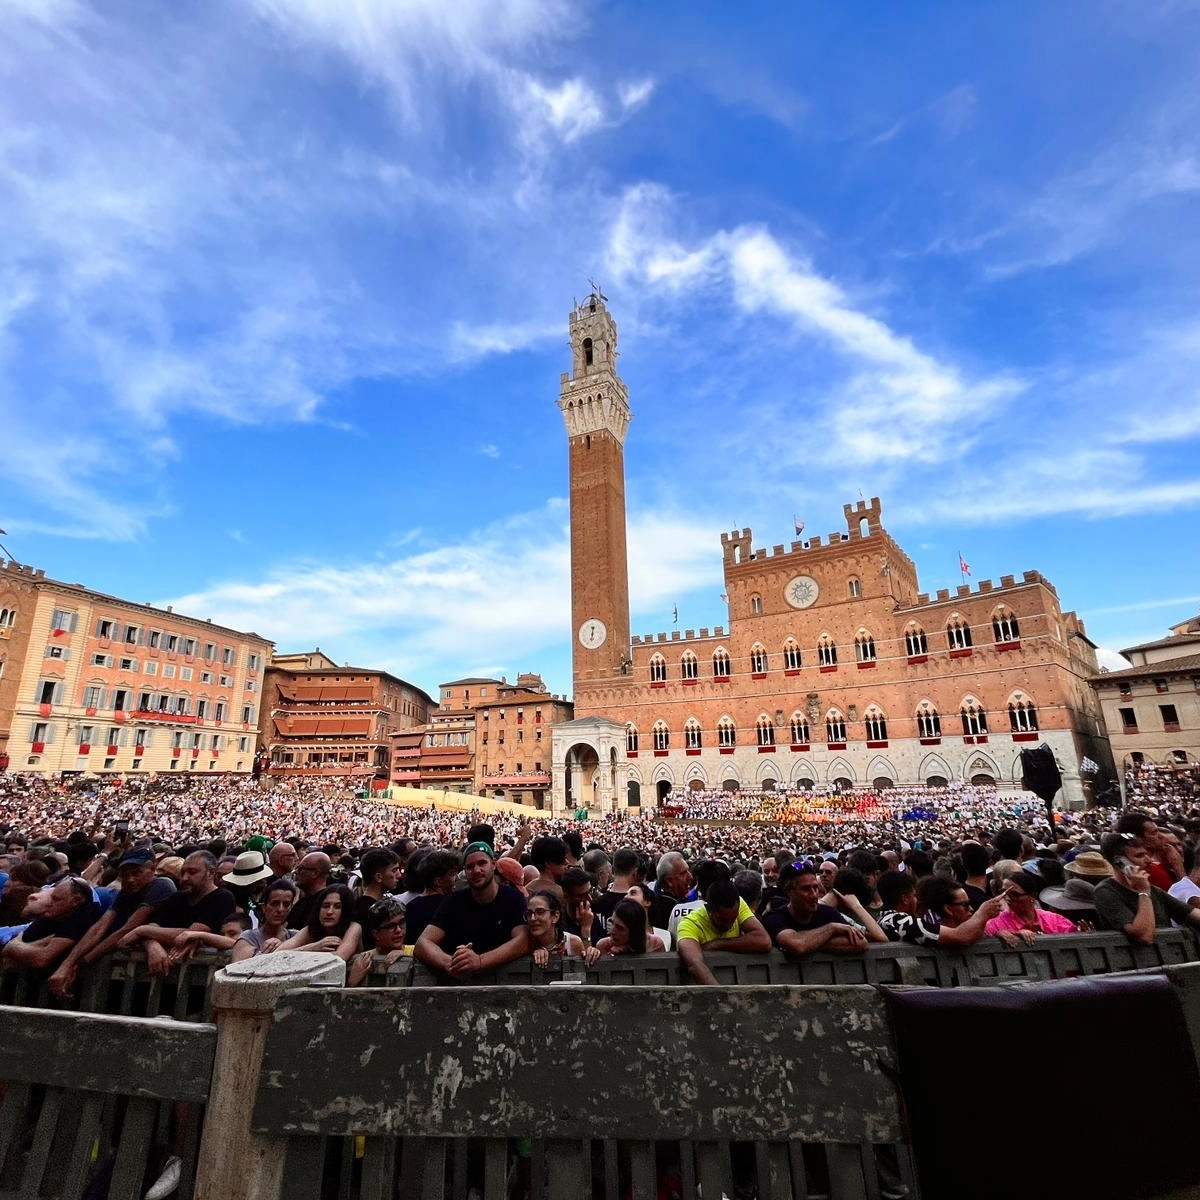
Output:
(958, 553), (971, 577)
(672, 605), (678, 625)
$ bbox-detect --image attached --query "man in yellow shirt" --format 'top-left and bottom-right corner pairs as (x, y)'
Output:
(677, 879), (770, 985)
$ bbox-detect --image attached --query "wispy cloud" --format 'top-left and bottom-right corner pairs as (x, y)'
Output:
(480, 443), (501, 459)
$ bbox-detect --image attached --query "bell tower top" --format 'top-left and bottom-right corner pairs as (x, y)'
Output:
(559, 290), (631, 443)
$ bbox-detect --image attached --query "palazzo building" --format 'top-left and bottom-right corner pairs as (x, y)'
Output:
(0, 558), (272, 777)
(549, 295), (1111, 812)
(262, 650), (433, 782)
(1091, 614), (1200, 776)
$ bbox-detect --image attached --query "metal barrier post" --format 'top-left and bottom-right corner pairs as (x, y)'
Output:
(193, 951), (345, 1200)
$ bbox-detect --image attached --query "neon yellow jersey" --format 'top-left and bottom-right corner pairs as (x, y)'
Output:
(676, 897), (754, 945)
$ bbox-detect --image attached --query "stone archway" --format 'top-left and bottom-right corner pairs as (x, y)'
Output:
(562, 741), (600, 811)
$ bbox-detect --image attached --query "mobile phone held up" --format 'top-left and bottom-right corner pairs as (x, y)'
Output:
(114, 819), (130, 837)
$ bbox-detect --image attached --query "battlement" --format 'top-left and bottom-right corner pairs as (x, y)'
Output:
(632, 626), (725, 647)
(910, 570), (1059, 609)
(0, 559), (46, 581)
(843, 496), (882, 539)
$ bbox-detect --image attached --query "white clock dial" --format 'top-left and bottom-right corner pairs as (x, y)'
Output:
(578, 618), (608, 649)
(784, 575), (820, 609)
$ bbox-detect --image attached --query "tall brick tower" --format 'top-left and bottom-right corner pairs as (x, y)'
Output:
(558, 292), (632, 693)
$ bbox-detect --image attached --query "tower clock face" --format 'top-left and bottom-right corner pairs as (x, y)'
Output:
(784, 575), (820, 609)
(578, 618), (608, 649)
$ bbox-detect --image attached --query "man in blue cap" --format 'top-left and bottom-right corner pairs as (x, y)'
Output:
(48, 845), (177, 997)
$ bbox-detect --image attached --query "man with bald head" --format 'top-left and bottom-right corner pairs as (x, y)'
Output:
(269, 842), (298, 879)
(288, 851), (331, 929)
(3, 877), (101, 971)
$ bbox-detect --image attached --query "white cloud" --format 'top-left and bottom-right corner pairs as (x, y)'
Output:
(618, 78), (655, 113)
(1095, 647), (1132, 673)
(480, 443), (501, 459)
(525, 77), (605, 142)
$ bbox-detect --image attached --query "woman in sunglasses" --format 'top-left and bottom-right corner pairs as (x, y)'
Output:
(525, 892), (600, 966)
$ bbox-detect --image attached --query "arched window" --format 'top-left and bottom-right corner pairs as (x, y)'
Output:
(818, 636), (838, 667)
(1008, 698), (1039, 732)
(756, 714), (775, 747)
(905, 625), (928, 656)
(582, 337), (594, 366)
(848, 577), (862, 598)
(750, 643), (768, 674)
(649, 654), (667, 683)
(712, 648), (731, 679)
(685, 718), (702, 749)
(790, 712), (810, 744)
(652, 721), (670, 751)
(864, 706), (888, 741)
(916, 703), (941, 738)
(0, 607), (15, 628)
(750, 593), (763, 615)
(626, 723), (639, 753)
(826, 710), (847, 743)
(783, 638), (801, 671)
(855, 632), (876, 663)
(960, 699), (988, 736)
(681, 650), (698, 680)
(947, 617), (973, 650)
(717, 716), (737, 747)
(993, 608), (1021, 643)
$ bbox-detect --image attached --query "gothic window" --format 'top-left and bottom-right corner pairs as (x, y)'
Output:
(825, 711), (847, 743)
(0, 607), (14, 628)
(650, 654), (667, 683)
(783, 639), (801, 671)
(685, 718), (703, 749)
(905, 626), (928, 656)
(916, 704), (941, 738)
(960, 699), (989, 736)
(855, 633), (876, 663)
(864, 707), (888, 741)
(750, 593), (763, 615)
(1008, 699), (1039, 732)
(626, 724), (639, 753)
(712, 648), (731, 679)
(582, 337), (594, 366)
(750, 644), (768, 673)
(993, 609), (1021, 643)
(817, 636), (838, 667)
(790, 713), (810, 744)
(652, 720), (670, 751)
(717, 717), (737, 747)
(681, 650), (698, 680)
(947, 618), (973, 650)
(848, 577), (862, 598)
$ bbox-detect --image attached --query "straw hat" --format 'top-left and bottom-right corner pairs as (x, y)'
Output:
(1064, 851), (1112, 879)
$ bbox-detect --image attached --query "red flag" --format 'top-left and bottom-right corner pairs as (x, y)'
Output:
(51, 627), (66, 637)
(958, 553), (971, 576)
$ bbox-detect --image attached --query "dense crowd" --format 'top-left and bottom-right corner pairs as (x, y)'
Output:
(4, 767), (1200, 1199)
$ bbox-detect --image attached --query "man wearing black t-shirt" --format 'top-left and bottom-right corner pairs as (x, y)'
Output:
(2, 876), (101, 971)
(119, 850), (235, 976)
(49, 846), (177, 997)
(763, 862), (868, 957)
(415, 842), (527, 979)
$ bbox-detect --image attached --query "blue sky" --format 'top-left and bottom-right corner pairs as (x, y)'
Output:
(2, 0), (1199, 699)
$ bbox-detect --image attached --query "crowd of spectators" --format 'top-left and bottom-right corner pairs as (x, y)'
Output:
(1126, 760), (1200, 806)
(3, 768), (1200, 990)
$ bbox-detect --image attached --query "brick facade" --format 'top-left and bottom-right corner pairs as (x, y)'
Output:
(552, 300), (1111, 812)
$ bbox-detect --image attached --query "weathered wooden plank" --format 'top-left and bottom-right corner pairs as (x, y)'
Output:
(0, 1006), (215, 1103)
(545, 1138), (586, 1198)
(483, 1137), (507, 1200)
(0, 1082), (32, 1173)
(280, 1136), (324, 1200)
(109, 1096), (157, 1200)
(360, 1136), (395, 1200)
(628, 1140), (655, 1200)
(253, 986), (902, 1143)
(58, 1093), (105, 1200)
(16, 1085), (62, 1200)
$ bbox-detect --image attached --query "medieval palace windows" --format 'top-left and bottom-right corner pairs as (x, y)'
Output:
(947, 617), (973, 651)
(817, 636), (837, 668)
(649, 654), (667, 683)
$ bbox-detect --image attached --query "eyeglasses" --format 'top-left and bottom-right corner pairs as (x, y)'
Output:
(524, 907), (552, 918)
(375, 920), (405, 933)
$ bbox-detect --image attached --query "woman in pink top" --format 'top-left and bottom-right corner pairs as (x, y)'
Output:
(985, 872), (1078, 946)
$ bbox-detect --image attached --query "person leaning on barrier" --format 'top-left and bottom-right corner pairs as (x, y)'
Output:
(650, 851), (693, 931)
(48, 846), (177, 997)
(230, 877), (298, 961)
(524, 891), (600, 966)
(1093, 832), (1200, 945)
(414, 841), (528, 979)
(348, 897), (409, 986)
(901, 876), (1004, 948)
(278, 883), (362, 960)
(819, 868), (889, 943)
(763, 860), (868, 958)
(677, 878), (771, 986)
(560, 866), (604, 945)
(118, 850), (236, 976)
(2, 876), (100, 972)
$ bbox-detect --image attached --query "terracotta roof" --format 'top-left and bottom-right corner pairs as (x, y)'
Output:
(1119, 631), (1200, 657)
(1093, 653), (1200, 683)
